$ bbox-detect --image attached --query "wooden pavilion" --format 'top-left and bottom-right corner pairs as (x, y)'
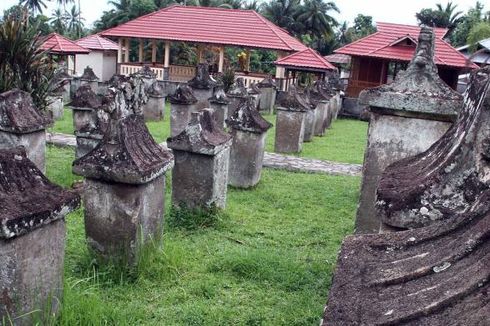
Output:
(99, 4), (306, 86)
(335, 22), (478, 97)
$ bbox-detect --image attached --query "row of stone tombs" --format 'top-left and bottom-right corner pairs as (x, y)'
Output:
(0, 65), (342, 322)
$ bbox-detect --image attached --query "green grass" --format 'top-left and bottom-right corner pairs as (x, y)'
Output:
(45, 145), (360, 325)
(50, 106), (368, 164)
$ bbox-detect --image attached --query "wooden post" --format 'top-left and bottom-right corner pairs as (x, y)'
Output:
(164, 41), (170, 68)
(245, 49), (251, 72)
(218, 47), (224, 73)
(151, 40), (157, 63)
(139, 39), (144, 63)
(124, 38), (130, 63)
(117, 38), (123, 63)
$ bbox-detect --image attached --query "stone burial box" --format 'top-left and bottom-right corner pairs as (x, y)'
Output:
(135, 66), (166, 121)
(226, 77), (248, 119)
(247, 82), (261, 107)
(169, 84), (198, 137)
(315, 80), (335, 130)
(69, 84), (107, 159)
(377, 66), (490, 229)
(299, 88), (317, 142)
(0, 147), (80, 324)
(167, 109), (232, 209)
(321, 67), (490, 326)
(257, 75), (277, 114)
(354, 27), (463, 234)
(0, 89), (49, 172)
(208, 85), (230, 129)
(72, 75), (174, 265)
(274, 85), (310, 153)
(188, 63), (219, 110)
(226, 97), (272, 188)
(79, 66), (100, 93)
(308, 82), (330, 136)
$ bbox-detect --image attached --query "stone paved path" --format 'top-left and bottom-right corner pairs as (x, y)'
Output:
(47, 132), (362, 177)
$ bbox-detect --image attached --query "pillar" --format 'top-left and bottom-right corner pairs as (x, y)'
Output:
(138, 39), (144, 63)
(151, 39), (157, 63)
(124, 38), (130, 63)
(218, 47), (224, 73)
(163, 41), (170, 80)
(118, 38), (123, 63)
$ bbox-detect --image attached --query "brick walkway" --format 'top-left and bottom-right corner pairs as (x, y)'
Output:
(47, 132), (362, 177)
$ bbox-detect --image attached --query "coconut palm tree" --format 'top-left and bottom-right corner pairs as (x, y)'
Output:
(262, 0), (302, 36)
(19, 0), (48, 15)
(66, 4), (84, 38)
(295, 0), (339, 39)
(50, 8), (67, 34)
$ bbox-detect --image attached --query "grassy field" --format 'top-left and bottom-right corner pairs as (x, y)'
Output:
(50, 105), (368, 164)
(45, 145), (361, 325)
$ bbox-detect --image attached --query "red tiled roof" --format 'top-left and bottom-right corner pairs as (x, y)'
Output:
(100, 5), (306, 52)
(40, 33), (90, 55)
(75, 34), (119, 51)
(275, 48), (336, 71)
(335, 22), (477, 69)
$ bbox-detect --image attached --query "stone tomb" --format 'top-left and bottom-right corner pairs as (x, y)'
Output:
(208, 85), (230, 129)
(0, 147), (80, 323)
(169, 85), (198, 137)
(274, 85), (309, 153)
(322, 67), (490, 326)
(300, 89), (316, 142)
(226, 77), (248, 118)
(355, 27), (463, 233)
(70, 85), (106, 159)
(308, 82), (329, 136)
(247, 82), (261, 107)
(226, 97), (272, 188)
(80, 66), (99, 93)
(377, 66), (490, 229)
(168, 109), (232, 209)
(144, 81), (166, 121)
(187, 63), (218, 110)
(0, 89), (49, 172)
(73, 76), (173, 265)
(257, 75), (277, 114)
(315, 81), (334, 130)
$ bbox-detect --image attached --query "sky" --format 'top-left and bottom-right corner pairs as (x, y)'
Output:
(0, 0), (482, 29)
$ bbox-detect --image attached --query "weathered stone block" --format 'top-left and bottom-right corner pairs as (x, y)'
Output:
(209, 86), (229, 129)
(274, 109), (306, 153)
(257, 75), (277, 114)
(314, 101), (328, 136)
(168, 109), (232, 209)
(226, 98), (272, 188)
(274, 85), (309, 153)
(188, 63), (218, 110)
(82, 176), (166, 262)
(47, 95), (64, 120)
(143, 96), (165, 121)
(0, 147), (79, 324)
(73, 75), (173, 265)
(80, 66), (99, 93)
(0, 89), (48, 172)
(226, 78), (248, 118)
(169, 85), (198, 137)
(0, 131), (46, 172)
(355, 27), (463, 234)
(303, 107), (316, 142)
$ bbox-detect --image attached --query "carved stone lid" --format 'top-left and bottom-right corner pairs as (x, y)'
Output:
(275, 85), (310, 112)
(257, 75), (277, 89)
(226, 97), (272, 133)
(187, 63), (218, 90)
(247, 82), (261, 95)
(316, 80), (334, 100)
(69, 84), (102, 109)
(0, 89), (49, 133)
(306, 83), (328, 106)
(148, 81), (165, 98)
(208, 86), (230, 104)
(80, 66), (99, 81)
(359, 27), (462, 121)
(322, 195), (490, 325)
(227, 77), (248, 98)
(168, 85), (198, 104)
(376, 66), (490, 229)
(167, 109), (232, 155)
(73, 76), (173, 184)
(0, 147), (80, 239)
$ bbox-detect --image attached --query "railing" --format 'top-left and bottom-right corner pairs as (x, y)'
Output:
(235, 71), (268, 87)
(169, 65), (196, 82)
(346, 80), (381, 97)
(120, 63), (165, 80)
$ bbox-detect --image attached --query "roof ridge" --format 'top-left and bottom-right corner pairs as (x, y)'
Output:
(376, 21), (449, 38)
(251, 10), (294, 51)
